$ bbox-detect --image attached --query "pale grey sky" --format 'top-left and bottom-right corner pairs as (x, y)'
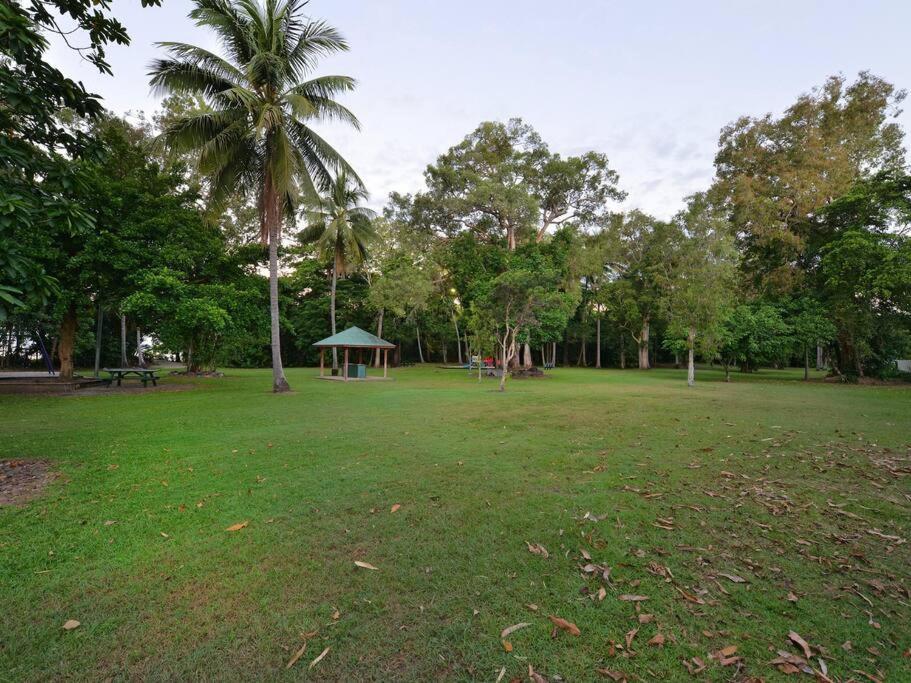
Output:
(48, 0), (911, 218)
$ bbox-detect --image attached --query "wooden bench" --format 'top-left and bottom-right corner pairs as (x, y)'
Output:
(102, 368), (160, 387)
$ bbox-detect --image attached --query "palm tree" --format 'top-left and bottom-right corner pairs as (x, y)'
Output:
(149, 0), (360, 392)
(300, 172), (376, 371)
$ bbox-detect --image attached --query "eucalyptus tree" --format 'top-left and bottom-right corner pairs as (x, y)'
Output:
(300, 172), (375, 370)
(149, 0), (359, 391)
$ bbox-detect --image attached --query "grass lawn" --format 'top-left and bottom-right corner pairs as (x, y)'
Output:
(1, 366), (909, 681)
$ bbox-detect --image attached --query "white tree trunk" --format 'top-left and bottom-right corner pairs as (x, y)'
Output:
(454, 315), (463, 365)
(374, 309), (384, 367)
(416, 321), (425, 363)
(523, 342), (532, 368)
(638, 319), (650, 369)
(687, 326), (696, 387)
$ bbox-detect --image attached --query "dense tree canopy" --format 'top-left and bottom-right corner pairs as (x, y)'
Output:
(2, 3), (909, 388)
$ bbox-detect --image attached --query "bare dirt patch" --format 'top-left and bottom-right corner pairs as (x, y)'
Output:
(0, 459), (56, 506)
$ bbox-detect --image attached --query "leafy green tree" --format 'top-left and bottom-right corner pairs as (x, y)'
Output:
(787, 297), (836, 380)
(149, 0), (360, 391)
(661, 194), (737, 385)
(300, 173), (375, 369)
(712, 73), (905, 293)
(717, 304), (791, 379)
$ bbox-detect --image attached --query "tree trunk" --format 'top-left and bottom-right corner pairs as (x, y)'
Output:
(674, 352), (680, 369)
(595, 317), (601, 368)
(267, 211), (290, 392)
(416, 321), (425, 363)
(619, 331), (626, 369)
(638, 319), (650, 369)
(523, 342), (532, 368)
(136, 328), (144, 367)
(57, 303), (77, 379)
(120, 314), (127, 366)
(330, 260), (338, 371)
(687, 326), (696, 387)
(816, 344), (823, 371)
(374, 309), (384, 367)
(93, 303), (102, 378)
(724, 361), (730, 382)
(804, 345), (809, 381)
(453, 315), (463, 365)
(499, 337), (509, 392)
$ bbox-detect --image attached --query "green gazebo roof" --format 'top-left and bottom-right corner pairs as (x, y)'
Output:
(312, 326), (395, 349)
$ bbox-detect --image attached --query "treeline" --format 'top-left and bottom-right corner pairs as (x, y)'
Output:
(2, 0), (909, 385)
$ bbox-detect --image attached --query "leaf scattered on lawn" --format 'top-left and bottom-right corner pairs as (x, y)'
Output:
(787, 591), (799, 602)
(528, 665), (547, 683)
(675, 586), (705, 605)
(597, 586), (607, 601)
(682, 656), (706, 675)
(717, 572), (747, 583)
(647, 633), (665, 647)
(596, 669), (628, 681)
(308, 646), (329, 670)
(618, 594), (649, 602)
(495, 666), (506, 683)
(638, 614), (654, 624)
(624, 627), (638, 650)
(788, 630), (813, 659)
(548, 615), (581, 636)
(526, 542), (549, 558)
(285, 642), (306, 669)
(225, 521), (248, 532)
(62, 619), (80, 631)
(500, 622), (530, 639)
(710, 645), (741, 666)
(502, 640), (512, 652)
(390, 503), (401, 513)
(526, 603), (539, 612)
(354, 560), (378, 570)
(160, 532), (169, 538)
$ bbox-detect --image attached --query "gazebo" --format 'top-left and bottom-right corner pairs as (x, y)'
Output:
(312, 326), (396, 381)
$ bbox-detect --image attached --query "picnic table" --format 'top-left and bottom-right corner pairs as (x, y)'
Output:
(102, 367), (160, 387)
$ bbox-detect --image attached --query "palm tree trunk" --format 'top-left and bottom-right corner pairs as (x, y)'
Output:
(120, 314), (127, 366)
(374, 309), (384, 367)
(268, 217), (290, 392)
(330, 261), (338, 371)
(93, 302), (102, 378)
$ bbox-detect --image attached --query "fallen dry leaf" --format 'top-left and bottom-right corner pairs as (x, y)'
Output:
(390, 503), (401, 513)
(502, 639), (512, 652)
(625, 627), (638, 650)
(638, 614), (654, 624)
(717, 572), (747, 583)
(354, 560), (378, 570)
(62, 619), (80, 631)
(308, 646), (330, 670)
(596, 669), (627, 681)
(548, 615), (581, 636)
(225, 521), (248, 532)
(597, 586), (607, 601)
(500, 622), (530, 639)
(495, 666), (506, 683)
(618, 594), (649, 602)
(285, 642), (306, 669)
(648, 633), (665, 647)
(526, 542), (549, 558)
(788, 630), (812, 659)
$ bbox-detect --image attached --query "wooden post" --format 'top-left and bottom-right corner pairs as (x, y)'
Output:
(320, 349), (324, 377)
(344, 347), (349, 381)
(383, 348), (388, 378)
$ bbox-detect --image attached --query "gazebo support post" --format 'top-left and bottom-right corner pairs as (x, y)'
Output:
(383, 348), (388, 378)
(344, 347), (349, 381)
(319, 349), (324, 377)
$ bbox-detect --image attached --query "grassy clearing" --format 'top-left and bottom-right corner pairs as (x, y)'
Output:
(1, 366), (909, 681)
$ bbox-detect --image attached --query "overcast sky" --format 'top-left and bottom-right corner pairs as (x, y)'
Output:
(48, 0), (911, 218)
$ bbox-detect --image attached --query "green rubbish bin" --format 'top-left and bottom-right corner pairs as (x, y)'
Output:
(346, 363), (366, 379)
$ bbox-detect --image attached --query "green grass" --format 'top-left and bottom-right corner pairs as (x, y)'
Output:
(1, 366), (909, 681)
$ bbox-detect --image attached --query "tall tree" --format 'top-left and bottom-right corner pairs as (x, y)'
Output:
(300, 173), (375, 370)
(149, 0), (360, 391)
(661, 194), (737, 385)
(712, 73), (906, 293)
